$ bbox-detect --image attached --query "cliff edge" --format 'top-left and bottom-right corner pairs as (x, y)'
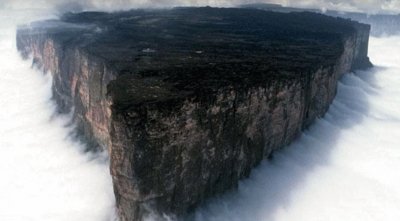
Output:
(16, 7), (372, 220)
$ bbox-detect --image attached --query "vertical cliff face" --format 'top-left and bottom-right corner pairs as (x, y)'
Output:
(110, 34), (367, 220)
(351, 24), (371, 70)
(17, 8), (372, 221)
(17, 27), (116, 151)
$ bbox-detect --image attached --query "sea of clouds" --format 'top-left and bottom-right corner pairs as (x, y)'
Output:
(0, 8), (116, 221)
(1, 1), (400, 221)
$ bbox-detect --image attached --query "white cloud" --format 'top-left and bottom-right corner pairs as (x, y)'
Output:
(1, 0), (399, 13)
(284, 0), (400, 13)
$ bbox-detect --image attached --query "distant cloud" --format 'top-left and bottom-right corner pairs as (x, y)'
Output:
(282, 0), (400, 13)
(1, 0), (400, 14)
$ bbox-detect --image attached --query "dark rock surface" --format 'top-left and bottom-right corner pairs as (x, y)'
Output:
(16, 7), (372, 221)
(241, 3), (400, 36)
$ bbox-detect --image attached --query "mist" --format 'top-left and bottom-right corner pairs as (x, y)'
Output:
(0, 8), (116, 221)
(185, 36), (400, 221)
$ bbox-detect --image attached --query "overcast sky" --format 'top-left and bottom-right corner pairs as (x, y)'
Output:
(1, 0), (400, 14)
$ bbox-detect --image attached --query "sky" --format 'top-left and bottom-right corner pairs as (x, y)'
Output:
(0, 0), (400, 14)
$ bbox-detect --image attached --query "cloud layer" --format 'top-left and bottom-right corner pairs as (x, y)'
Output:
(0, 8), (116, 221)
(1, 0), (400, 13)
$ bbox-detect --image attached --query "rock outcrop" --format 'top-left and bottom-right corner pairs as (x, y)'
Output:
(16, 7), (372, 220)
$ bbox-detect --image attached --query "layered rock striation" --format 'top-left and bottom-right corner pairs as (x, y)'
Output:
(17, 7), (372, 220)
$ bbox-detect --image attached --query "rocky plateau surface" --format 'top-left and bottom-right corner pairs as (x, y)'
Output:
(17, 7), (372, 221)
